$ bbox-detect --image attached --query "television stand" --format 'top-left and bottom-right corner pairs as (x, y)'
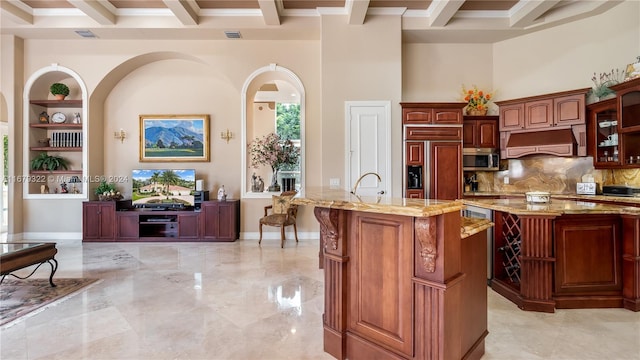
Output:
(82, 200), (240, 242)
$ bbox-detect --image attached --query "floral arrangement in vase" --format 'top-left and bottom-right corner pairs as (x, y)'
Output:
(461, 85), (493, 116)
(248, 132), (300, 192)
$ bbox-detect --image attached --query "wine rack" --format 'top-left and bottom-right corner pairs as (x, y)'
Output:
(498, 213), (522, 284)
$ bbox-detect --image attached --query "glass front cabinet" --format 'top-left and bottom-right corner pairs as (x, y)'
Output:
(589, 77), (640, 169)
(588, 98), (619, 167)
(611, 77), (640, 166)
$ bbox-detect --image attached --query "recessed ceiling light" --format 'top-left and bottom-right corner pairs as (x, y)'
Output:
(74, 30), (97, 38)
(224, 31), (242, 39)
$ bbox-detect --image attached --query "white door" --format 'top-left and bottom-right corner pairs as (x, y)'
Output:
(345, 101), (391, 197)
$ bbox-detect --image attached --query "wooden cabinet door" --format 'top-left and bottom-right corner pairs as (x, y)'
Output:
(554, 94), (585, 127)
(83, 202), (115, 241)
(406, 189), (423, 199)
(462, 121), (476, 148)
(554, 216), (622, 296)
(402, 108), (432, 124)
(477, 120), (498, 148)
(201, 202), (220, 240)
(405, 141), (424, 165)
(178, 213), (200, 239)
(430, 142), (461, 200)
(216, 202), (238, 240)
(499, 103), (524, 131)
(433, 108), (462, 124)
(348, 211), (414, 357)
(524, 99), (554, 129)
(116, 212), (139, 240)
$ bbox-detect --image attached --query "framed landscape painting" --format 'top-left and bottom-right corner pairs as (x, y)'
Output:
(139, 114), (210, 162)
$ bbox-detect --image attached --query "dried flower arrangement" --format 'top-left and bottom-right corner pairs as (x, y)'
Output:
(589, 68), (625, 100)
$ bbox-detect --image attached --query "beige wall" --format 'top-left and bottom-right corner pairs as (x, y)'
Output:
(493, 0), (639, 100)
(3, 2), (640, 238)
(321, 14), (403, 196)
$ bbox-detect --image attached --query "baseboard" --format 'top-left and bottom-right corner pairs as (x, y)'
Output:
(19, 232), (83, 243)
(241, 231), (318, 240)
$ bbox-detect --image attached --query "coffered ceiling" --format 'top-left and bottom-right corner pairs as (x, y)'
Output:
(0, 0), (623, 43)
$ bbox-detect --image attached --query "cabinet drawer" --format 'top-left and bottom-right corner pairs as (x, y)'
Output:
(405, 126), (461, 141)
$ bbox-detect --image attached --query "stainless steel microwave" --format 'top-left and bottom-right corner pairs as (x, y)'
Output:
(463, 148), (499, 171)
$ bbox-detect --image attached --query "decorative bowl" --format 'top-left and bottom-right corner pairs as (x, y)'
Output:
(525, 191), (550, 204)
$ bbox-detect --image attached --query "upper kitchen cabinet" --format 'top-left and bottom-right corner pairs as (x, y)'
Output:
(23, 64), (88, 199)
(463, 115), (498, 149)
(497, 88), (589, 132)
(497, 88), (589, 159)
(587, 98), (620, 168)
(400, 102), (466, 125)
(610, 77), (640, 166)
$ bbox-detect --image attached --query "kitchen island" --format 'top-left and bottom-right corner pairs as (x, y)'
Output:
(463, 197), (640, 313)
(293, 189), (492, 360)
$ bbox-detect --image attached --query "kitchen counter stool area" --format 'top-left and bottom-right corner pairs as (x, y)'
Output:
(464, 198), (640, 313)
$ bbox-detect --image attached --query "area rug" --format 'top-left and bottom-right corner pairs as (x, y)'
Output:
(0, 278), (100, 328)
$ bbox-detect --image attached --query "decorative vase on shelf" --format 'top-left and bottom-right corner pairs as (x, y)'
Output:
(466, 108), (487, 116)
(268, 168), (281, 192)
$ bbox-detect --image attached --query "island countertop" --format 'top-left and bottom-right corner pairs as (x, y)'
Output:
(464, 197), (640, 216)
(292, 187), (463, 217)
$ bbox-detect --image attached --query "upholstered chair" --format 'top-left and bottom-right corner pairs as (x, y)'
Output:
(258, 191), (299, 248)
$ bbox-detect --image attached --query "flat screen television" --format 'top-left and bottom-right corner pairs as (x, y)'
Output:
(132, 169), (196, 209)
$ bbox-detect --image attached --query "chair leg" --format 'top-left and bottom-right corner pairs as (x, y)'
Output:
(280, 226), (285, 248)
(259, 223), (263, 245)
(293, 223), (299, 243)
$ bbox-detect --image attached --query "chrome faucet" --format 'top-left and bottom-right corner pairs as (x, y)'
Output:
(351, 172), (384, 195)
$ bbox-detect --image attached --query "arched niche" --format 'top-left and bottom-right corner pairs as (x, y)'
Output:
(241, 64), (305, 198)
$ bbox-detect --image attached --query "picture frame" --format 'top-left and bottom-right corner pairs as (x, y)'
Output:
(139, 114), (210, 162)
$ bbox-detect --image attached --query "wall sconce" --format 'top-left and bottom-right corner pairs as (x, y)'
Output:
(220, 129), (233, 143)
(114, 128), (126, 143)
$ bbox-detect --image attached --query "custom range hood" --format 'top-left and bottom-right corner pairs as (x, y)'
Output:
(503, 128), (580, 158)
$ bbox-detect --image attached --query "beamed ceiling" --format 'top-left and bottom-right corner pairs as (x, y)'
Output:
(0, 0), (624, 43)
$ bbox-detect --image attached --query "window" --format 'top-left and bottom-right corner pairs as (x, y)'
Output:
(276, 103), (300, 191)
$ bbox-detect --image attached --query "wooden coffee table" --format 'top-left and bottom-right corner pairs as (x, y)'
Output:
(0, 242), (58, 287)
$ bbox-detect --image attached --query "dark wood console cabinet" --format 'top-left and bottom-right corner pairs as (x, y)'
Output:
(83, 199), (240, 242)
(82, 201), (116, 241)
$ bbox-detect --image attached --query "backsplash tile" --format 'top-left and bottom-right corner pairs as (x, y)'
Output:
(471, 156), (640, 194)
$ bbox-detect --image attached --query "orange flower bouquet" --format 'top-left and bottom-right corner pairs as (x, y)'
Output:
(461, 85), (493, 115)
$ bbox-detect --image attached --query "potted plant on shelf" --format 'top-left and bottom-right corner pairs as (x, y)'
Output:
(461, 84), (493, 116)
(50, 82), (70, 100)
(30, 152), (69, 172)
(95, 180), (123, 201)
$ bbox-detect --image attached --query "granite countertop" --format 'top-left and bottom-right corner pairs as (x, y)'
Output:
(461, 217), (493, 239)
(463, 191), (640, 205)
(463, 197), (640, 216)
(293, 187), (463, 217)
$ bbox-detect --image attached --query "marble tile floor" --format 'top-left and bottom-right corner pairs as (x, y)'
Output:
(1, 239), (639, 360)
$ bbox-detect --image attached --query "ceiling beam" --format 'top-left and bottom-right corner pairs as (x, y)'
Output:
(67, 0), (116, 25)
(347, 0), (369, 25)
(162, 0), (199, 26)
(510, 0), (562, 28)
(428, 0), (464, 27)
(0, 1), (33, 24)
(259, 0), (280, 26)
